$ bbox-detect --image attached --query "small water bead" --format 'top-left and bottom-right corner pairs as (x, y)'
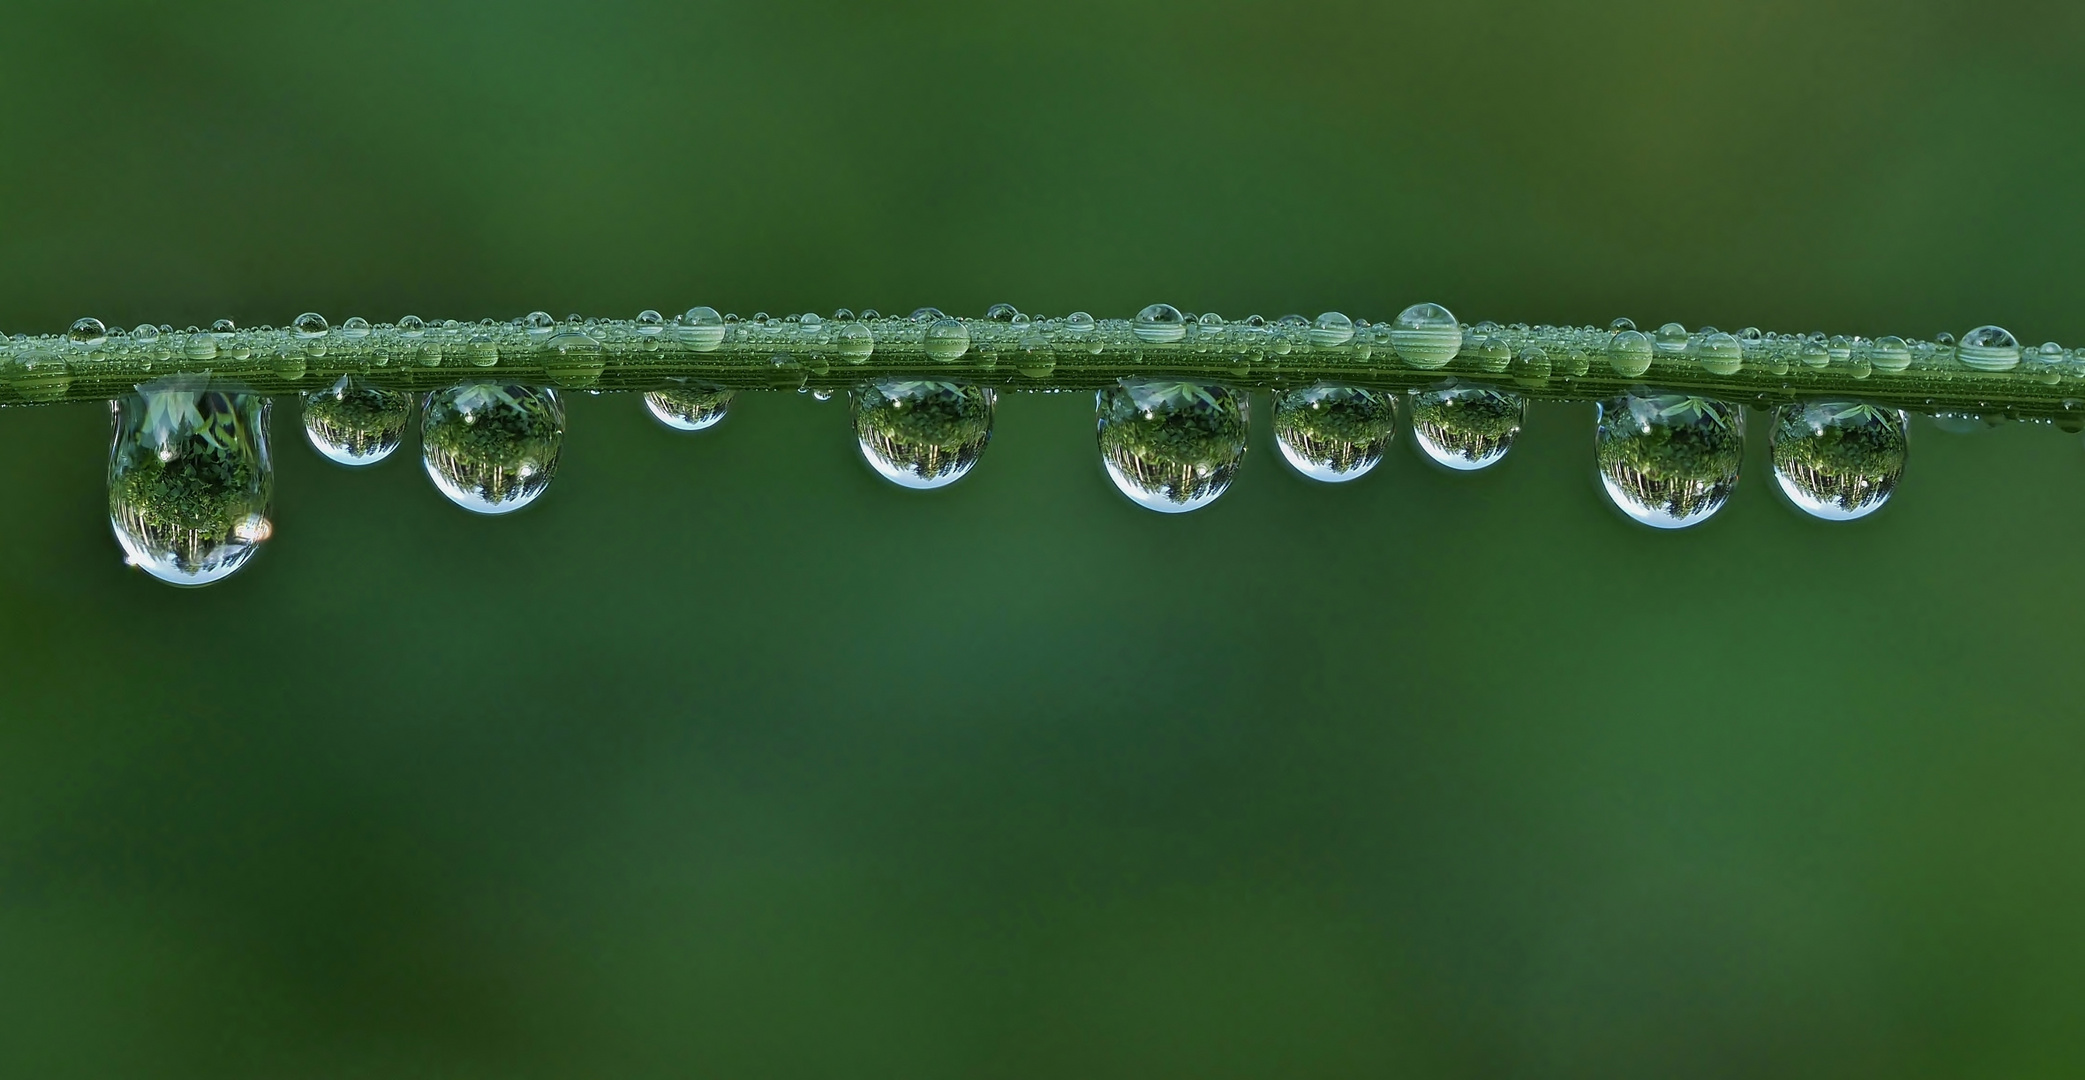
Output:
(1096, 379), (1248, 513)
(910, 307), (947, 322)
(1198, 312), (1226, 334)
(675, 306), (726, 351)
(422, 383), (565, 514)
(1010, 313), (1033, 328)
(1738, 327), (1763, 344)
(644, 384), (735, 432)
(635, 309), (666, 335)
(797, 312), (824, 337)
(9, 349), (72, 400)
(1798, 339), (1830, 369)
(1407, 386), (1525, 471)
(1607, 329), (1654, 377)
(109, 384), (274, 586)
(1308, 311), (1355, 348)
(398, 315), (427, 336)
(1868, 336), (1912, 373)
(832, 308), (855, 321)
(133, 324), (161, 344)
(303, 375), (414, 466)
(1654, 323), (1689, 355)
(1770, 401), (1906, 522)
(858, 309), (880, 320)
(209, 319), (238, 339)
(2038, 341), (2065, 361)
(1827, 336), (1854, 364)
(1512, 346), (1552, 388)
(1016, 330), (1056, 377)
(1693, 331), (1743, 376)
(835, 321), (876, 362)
(543, 331), (605, 387)
(524, 311), (557, 336)
(985, 303), (1022, 322)
(1471, 335), (1511, 373)
(852, 380), (996, 490)
(339, 317), (372, 340)
(183, 334), (219, 361)
(1134, 303), (1188, 344)
(1065, 311), (1097, 334)
(1957, 325), (2021, 371)
(1610, 317), (1637, 332)
(1595, 392), (1744, 529)
(1273, 385), (1396, 482)
(466, 335), (499, 366)
(69, 318), (108, 347)
(1389, 302), (1462, 369)
(923, 317), (972, 361)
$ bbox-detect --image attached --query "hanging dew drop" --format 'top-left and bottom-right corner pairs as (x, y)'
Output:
(1596, 392), (1745, 529)
(1770, 401), (1906, 521)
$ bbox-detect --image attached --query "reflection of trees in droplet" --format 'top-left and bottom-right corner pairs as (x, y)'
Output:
(1407, 386), (1523, 470)
(644, 384), (734, 432)
(851, 380), (994, 489)
(303, 374), (413, 465)
(1770, 401), (1906, 521)
(1273, 385), (1395, 482)
(108, 381), (273, 586)
(422, 383), (565, 514)
(1096, 378), (1248, 512)
(1595, 392), (1744, 528)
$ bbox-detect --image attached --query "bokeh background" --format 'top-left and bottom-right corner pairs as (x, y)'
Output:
(4, 2), (2084, 1076)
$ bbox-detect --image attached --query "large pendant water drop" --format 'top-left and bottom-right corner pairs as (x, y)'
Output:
(1095, 378), (1248, 513)
(422, 383), (566, 514)
(109, 381), (274, 586)
(850, 379), (995, 489)
(1595, 392), (1745, 528)
(1273, 384), (1395, 482)
(1769, 401), (1906, 521)
(303, 375), (414, 466)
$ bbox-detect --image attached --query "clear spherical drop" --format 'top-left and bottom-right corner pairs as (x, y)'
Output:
(1016, 330), (1056, 377)
(133, 324), (161, 344)
(923, 317), (971, 361)
(109, 384), (274, 586)
(398, 315), (427, 336)
(635, 309), (665, 335)
(1798, 339), (1830, 369)
(1595, 392), (1745, 529)
(339, 316), (372, 340)
(1512, 346), (1552, 388)
(1771, 401), (1906, 521)
(303, 374), (413, 466)
(1064, 312), (1097, 333)
(910, 307), (947, 322)
(542, 331), (604, 388)
(835, 321), (876, 362)
(1471, 335), (1511, 373)
(1653, 322), (1689, 355)
(851, 379), (995, 489)
(1408, 386), (1525, 470)
(209, 318), (237, 339)
(985, 302), (1022, 322)
(1096, 378), (1247, 512)
(675, 306), (726, 351)
(1958, 325), (2021, 371)
(524, 311), (557, 336)
(644, 384), (734, 431)
(1607, 330), (1654, 377)
(1308, 311), (1355, 348)
(1693, 331), (1743, 376)
(69, 318), (108, 347)
(1610, 317), (1637, 332)
(1389, 303), (1462, 369)
(1133, 303), (1188, 344)
(1274, 384), (1395, 482)
(422, 383), (565, 514)
(1868, 335), (1911, 373)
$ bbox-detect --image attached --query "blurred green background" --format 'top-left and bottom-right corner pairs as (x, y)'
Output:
(4, 1), (2085, 1076)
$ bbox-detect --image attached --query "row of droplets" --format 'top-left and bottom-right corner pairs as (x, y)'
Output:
(108, 371), (1921, 587)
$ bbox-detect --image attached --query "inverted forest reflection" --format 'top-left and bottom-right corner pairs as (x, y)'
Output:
(91, 373), (1995, 586)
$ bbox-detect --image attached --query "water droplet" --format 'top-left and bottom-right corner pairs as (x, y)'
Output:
(398, 315), (426, 336)
(1274, 385), (1395, 482)
(923, 317), (971, 361)
(675, 306), (726, 351)
(1470, 335), (1511, 373)
(1604, 330), (1654, 377)
(1868, 335), (1911, 373)
(109, 384), (273, 585)
(1408, 386), (1524, 470)
(797, 313), (824, 337)
(1512, 346), (1552, 388)
(1957, 325), (2021, 371)
(644, 384), (734, 431)
(339, 317), (372, 340)
(1064, 311), (1097, 334)
(1653, 323), (1689, 355)
(835, 321), (876, 362)
(1308, 311), (1355, 348)
(1595, 392), (1744, 529)
(1133, 303), (1188, 344)
(1797, 339), (1830, 369)
(1827, 336), (1854, 364)
(1389, 303), (1462, 369)
(852, 380), (995, 489)
(1770, 401), (1906, 521)
(832, 308), (856, 321)
(133, 324), (161, 344)
(303, 374), (414, 466)
(183, 334), (218, 361)
(1934, 331), (1956, 346)
(910, 307), (947, 322)
(9, 349), (70, 400)
(1692, 331), (1743, 376)
(858, 309), (880, 320)
(542, 331), (604, 388)
(1610, 317), (1637, 332)
(1737, 327), (1763, 344)
(466, 336), (499, 366)
(985, 302), (1022, 322)
(422, 383), (565, 514)
(209, 319), (237, 339)
(1097, 378), (1247, 513)
(768, 353), (805, 389)
(522, 311), (557, 337)
(2038, 341), (2066, 360)
(68, 318), (108, 347)
(635, 309), (665, 335)
(1198, 312), (1227, 333)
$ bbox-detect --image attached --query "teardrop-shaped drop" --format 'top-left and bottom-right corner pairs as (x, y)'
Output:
(644, 384), (735, 432)
(851, 379), (995, 489)
(1770, 401), (1906, 521)
(303, 375), (414, 466)
(109, 381), (274, 586)
(1596, 392), (1744, 529)
(1273, 384), (1395, 482)
(422, 383), (566, 514)
(1407, 385), (1524, 471)
(1096, 378), (1248, 512)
